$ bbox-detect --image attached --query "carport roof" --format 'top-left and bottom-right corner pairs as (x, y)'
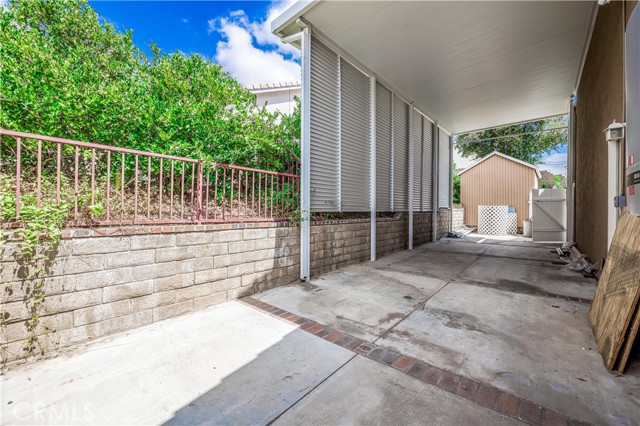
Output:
(273, 0), (596, 134)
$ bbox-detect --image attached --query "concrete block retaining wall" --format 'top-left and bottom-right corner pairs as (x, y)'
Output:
(1, 212), (447, 364)
(452, 208), (465, 230)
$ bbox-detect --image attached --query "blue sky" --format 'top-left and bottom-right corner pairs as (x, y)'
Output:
(454, 133), (568, 175)
(90, 0), (302, 85)
(90, 1), (566, 175)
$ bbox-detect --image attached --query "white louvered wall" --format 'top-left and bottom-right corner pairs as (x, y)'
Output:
(412, 109), (423, 211)
(393, 96), (409, 212)
(307, 36), (451, 214)
(438, 128), (451, 208)
(340, 58), (371, 211)
(309, 37), (339, 212)
(422, 118), (434, 211)
(376, 83), (393, 211)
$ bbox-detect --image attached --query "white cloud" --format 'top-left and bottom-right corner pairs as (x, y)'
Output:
(209, 1), (302, 86)
(453, 146), (477, 171)
(248, 0), (302, 58)
(537, 152), (567, 176)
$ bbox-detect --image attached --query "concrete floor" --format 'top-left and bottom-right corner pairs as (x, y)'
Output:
(2, 238), (639, 425)
(255, 238), (640, 425)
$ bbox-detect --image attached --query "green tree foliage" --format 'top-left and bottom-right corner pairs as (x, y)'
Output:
(452, 163), (461, 205)
(541, 174), (566, 189)
(0, 0), (300, 170)
(456, 116), (567, 165)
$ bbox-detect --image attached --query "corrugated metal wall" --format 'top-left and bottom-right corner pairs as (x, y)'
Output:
(308, 35), (450, 214)
(422, 119), (434, 211)
(376, 83), (393, 211)
(309, 36), (339, 212)
(412, 109), (423, 210)
(393, 96), (410, 211)
(340, 58), (371, 211)
(459, 155), (538, 228)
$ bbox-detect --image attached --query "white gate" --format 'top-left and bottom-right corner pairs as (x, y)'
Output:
(531, 189), (567, 242)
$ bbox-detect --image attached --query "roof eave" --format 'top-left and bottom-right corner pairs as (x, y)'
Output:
(271, 0), (320, 36)
(458, 151), (542, 179)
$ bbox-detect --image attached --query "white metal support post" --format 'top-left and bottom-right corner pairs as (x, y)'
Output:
(337, 57), (342, 212)
(300, 26), (311, 281)
(408, 104), (415, 249)
(390, 95), (395, 211)
(449, 132), (454, 232)
(432, 121), (440, 242)
(370, 76), (377, 261)
(566, 98), (576, 242)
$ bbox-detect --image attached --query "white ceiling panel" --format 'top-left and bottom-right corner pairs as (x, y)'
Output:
(275, 1), (595, 133)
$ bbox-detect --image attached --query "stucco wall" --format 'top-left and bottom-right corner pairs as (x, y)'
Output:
(254, 88), (301, 115)
(575, 1), (636, 265)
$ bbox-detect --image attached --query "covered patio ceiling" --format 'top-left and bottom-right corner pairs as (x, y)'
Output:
(274, 0), (596, 133)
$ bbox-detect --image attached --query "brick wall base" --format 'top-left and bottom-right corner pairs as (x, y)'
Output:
(1, 213), (443, 365)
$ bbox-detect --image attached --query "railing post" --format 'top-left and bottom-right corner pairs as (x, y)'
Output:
(15, 137), (21, 218)
(1, 129), (301, 227)
(196, 160), (203, 223)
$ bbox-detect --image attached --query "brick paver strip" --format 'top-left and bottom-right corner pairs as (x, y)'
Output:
(241, 297), (588, 426)
(496, 392), (520, 417)
(519, 400), (543, 425)
(542, 409), (570, 426)
(437, 371), (460, 393)
(380, 351), (401, 366)
(306, 324), (325, 334)
(456, 377), (479, 400)
(391, 355), (415, 372)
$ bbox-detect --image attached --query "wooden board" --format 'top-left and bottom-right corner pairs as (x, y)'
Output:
(615, 303), (640, 373)
(588, 212), (640, 372)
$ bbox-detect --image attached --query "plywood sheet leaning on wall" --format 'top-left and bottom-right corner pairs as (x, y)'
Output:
(588, 212), (640, 373)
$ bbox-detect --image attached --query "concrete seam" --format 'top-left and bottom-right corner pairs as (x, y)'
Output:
(265, 352), (359, 425)
(373, 279), (452, 344)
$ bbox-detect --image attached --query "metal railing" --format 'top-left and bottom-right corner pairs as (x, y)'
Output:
(1, 129), (300, 226)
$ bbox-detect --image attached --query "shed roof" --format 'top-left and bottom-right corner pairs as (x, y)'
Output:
(457, 151), (542, 179)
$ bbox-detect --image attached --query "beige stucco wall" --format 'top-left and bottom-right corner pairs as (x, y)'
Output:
(254, 88), (301, 115)
(575, 0), (636, 266)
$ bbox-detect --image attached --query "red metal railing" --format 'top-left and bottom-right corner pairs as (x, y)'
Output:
(1, 129), (299, 226)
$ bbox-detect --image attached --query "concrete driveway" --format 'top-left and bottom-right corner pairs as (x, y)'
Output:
(2, 238), (639, 425)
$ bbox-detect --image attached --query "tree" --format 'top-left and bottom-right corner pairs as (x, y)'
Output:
(0, 0), (299, 171)
(452, 163), (461, 205)
(456, 116), (567, 165)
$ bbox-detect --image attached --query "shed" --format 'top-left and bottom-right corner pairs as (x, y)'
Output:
(459, 151), (540, 229)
